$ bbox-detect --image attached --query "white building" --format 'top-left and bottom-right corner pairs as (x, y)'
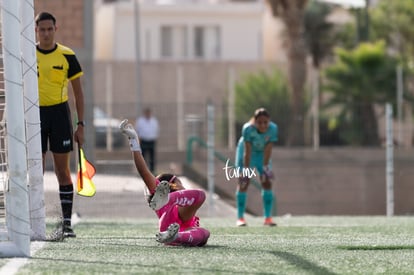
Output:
(94, 0), (271, 61)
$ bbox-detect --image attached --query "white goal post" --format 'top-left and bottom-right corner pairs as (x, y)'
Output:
(0, 0), (46, 257)
(21, 0), (46, 241)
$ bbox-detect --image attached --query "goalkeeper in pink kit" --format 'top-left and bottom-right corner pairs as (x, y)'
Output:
(120, 119), (210, 246)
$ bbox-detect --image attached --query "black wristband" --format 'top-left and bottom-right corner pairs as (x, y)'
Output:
(77, 121), (85, 127)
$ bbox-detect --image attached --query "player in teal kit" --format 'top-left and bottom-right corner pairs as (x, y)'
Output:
(235, 108), (278, 226)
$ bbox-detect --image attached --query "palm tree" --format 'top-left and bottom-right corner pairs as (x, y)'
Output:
(323, 42), (399, 145)
(304, 0), (334, 69)
(266, 0), (309, 145)
(303, 0), (335, 148)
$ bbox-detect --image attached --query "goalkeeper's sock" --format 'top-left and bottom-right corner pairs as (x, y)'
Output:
(236, 191), (247, 219)
(59, 184), (74, 226)
(262, 189), (274, 218)
(172, 227), (210, 247)
(168, 189), (206, 207)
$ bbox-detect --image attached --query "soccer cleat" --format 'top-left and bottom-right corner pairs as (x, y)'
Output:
(63, 225), (77, 238)
(156, 223), (179, 243)
(149, 180), (170, 210)
(119, 119), (138, 140)
(236, 218), (247, 227)
(264, 217), (277, 227)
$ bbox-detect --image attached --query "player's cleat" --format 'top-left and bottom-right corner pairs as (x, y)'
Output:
(149, 180), (170, 210)
(63, 225), (77, 238)
(264, 217), (277, 227)
(156, 223), (179, 243)
(236, 218), (247, 227)
(119, 119), (138, 140)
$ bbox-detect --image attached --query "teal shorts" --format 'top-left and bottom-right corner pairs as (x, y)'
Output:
(235, 142), (271, 176)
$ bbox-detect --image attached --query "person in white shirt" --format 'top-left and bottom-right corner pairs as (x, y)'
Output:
(135, 108), (159, 173)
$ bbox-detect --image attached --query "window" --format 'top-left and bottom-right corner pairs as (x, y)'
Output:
(194, 26), (220, 59)
(160, 26), (187, 59)
(160, 25), (221, 60)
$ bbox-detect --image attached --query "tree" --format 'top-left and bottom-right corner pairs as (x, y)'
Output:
(303, 1), (336, 148)
(235, 69), (291, 145)
(370, 0), (414, 67)
(266, 0), (308, 145)
(304, 0), (334, 69)
(323, 41), (399, 145)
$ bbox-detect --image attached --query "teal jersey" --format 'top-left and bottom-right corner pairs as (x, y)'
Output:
(241, 121), (278, 152)
(235, 122), (278, 173)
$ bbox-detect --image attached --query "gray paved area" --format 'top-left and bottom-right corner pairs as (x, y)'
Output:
(43, 171), (238, 221)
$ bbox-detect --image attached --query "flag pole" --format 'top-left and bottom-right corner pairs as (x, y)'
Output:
(78, 143), (83, 190)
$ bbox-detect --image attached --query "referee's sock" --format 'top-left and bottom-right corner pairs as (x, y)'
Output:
(59, 184), (74, 227)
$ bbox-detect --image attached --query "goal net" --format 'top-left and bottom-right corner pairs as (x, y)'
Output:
(0, 0), (45, 257)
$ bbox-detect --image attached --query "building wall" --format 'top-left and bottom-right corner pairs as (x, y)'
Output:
(187, 147), (414, 216)
(34, 0), (84, 48)
(262, 6), (287, 63)
(94, 1), (265, 61)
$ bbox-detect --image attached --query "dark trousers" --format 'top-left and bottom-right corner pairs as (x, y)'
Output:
(140, 140), (156, 173)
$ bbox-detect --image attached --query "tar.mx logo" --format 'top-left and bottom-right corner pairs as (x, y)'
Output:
(222, 159), (256, 181)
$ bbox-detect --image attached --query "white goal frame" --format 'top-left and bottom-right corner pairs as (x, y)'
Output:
(0, 0), (45, 257)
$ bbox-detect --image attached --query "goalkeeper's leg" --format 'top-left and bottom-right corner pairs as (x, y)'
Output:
(156, 224), (210, 247)
(173, 189), (206, 222)
(172, 227), (210, 247)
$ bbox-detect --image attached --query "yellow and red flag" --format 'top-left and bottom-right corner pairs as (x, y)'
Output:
(77, 147), (96, 197)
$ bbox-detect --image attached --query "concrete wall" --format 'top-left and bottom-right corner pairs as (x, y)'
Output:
(273, 148), (414, 215)
(186, 147), (414, 216)
(34, 0), (84, 48)
(94, 1), (265, 61)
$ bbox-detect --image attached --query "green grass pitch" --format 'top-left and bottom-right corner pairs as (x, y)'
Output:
(5, 216), (414, 274)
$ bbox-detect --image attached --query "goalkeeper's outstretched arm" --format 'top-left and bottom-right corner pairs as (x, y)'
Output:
(132, 150), (157, 192)
(120, 119), (157, 192)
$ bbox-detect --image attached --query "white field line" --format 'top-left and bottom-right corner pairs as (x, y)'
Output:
(0, 242), (45, 275)
(0, 213), (81, 275)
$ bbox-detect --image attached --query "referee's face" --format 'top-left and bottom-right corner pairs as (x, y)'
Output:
(36, 19), (57, 50)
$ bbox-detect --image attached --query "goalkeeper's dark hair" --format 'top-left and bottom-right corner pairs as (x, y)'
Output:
(248, 107), (270, 124)
(146, 173), (179, 203)
(156, 173), (181, 192)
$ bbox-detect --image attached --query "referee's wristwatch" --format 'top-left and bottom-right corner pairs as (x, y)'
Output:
(77, 121), (85, 127)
